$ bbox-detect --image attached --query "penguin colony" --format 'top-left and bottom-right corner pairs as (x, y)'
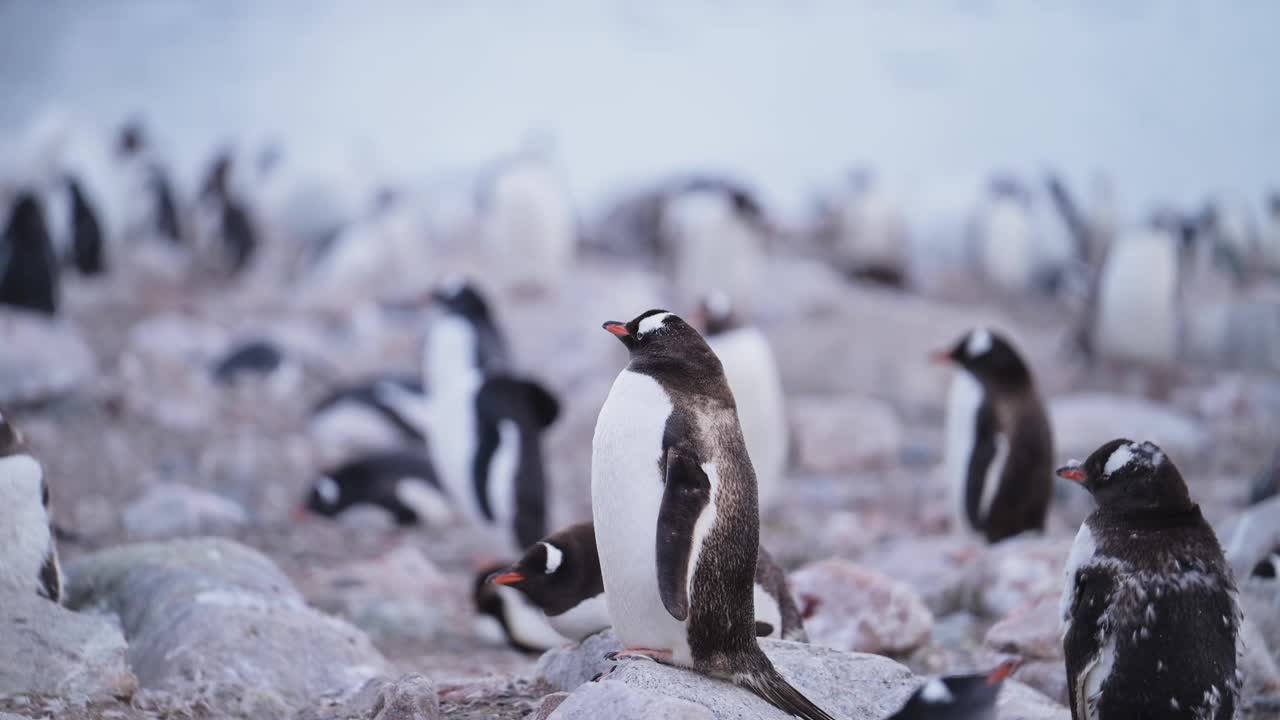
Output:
(2, 117), (1276, 720)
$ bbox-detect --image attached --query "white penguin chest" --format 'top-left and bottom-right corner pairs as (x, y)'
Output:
(591, 370), (690, 656)
(0, 455), (52, 595)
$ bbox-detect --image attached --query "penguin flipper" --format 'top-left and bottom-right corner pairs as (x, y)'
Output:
(964, 401), (999, 533)
(1064, 567), (1113, 718)
(38, 546), (62, 605)
(655, 451), (712, 622)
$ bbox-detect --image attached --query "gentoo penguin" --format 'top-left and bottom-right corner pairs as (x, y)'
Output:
(1058, 439), (1240, 720)
(116, 122), (183, 244)
(661, 182), (767, 316)
(308, 374), (426, 460)
(1089, 225), (1181, 370)
(972, 177), (1037, 295)
(488, 521), (807, 643)
(472, 561), (572, 653)
(478, 154), (576, 292)
(827, 169), (909, 287)
(428, 277), (511, 377)
(697, 291), (789, 513)
(197, 150), (257, 275)
(887, 661), (1017, 720)
(934, 328), (1053, 543)
(65, 176), (106, 274)
(0, 193), (60, 314)
(0, 412), (62, 603)
(297, 449), (451, 527)
(592, 310), (835, 720)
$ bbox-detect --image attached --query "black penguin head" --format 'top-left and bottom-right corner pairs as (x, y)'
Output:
(1056, 439), (1193, 511)
(695, 291), (739, 337)
(489, 540), (569, 608)
(432, 276), (495, 326)
(933, 328), (1031, 389)
(602, 309), (701, 354)
(0, 411), (28, 457)
(604, 310), (725, 393)
(117, 122), (145, 156)
(889, 661), (1015, 720)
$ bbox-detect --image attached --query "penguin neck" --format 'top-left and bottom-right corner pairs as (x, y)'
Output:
(424, 315), (480, 386)
(627, 351), (730, 404)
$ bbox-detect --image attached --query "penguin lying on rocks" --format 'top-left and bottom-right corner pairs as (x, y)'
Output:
(485, 521), (807, 645)
(0, 412), (62, 603)
(887, 660), (1017, 720)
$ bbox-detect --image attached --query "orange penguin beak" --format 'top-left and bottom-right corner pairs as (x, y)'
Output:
(603, 322), (629, 337)
(1056, 461), (1087, 483)
(289, 506), (310, 523)
(986, 658), (1021, 685)
(489, 571), (526, 586)
(929, 350), (952, 365)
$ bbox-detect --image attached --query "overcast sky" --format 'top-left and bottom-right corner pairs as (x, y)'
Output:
(2, 1), (1277, 218)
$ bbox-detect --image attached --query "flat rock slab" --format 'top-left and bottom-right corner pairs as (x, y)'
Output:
(294, 674), (440, 720)
(0, 591), (136, 701)
(0, 310), (96, 406)
(65, 538), (388, 718)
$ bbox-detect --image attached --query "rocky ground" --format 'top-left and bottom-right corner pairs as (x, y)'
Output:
(2, 244), (1280, 719)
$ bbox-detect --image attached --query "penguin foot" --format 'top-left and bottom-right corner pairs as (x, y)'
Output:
(609, 648), (673, 665)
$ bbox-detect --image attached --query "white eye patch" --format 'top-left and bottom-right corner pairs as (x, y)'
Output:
(920, 677), (953, 703)
(965, 328), (993, 357)
(541, 542), (563, 574)
(1104, 445), (1135, 476)
(316, 476), (340, 504)
(637, 312), (672, 336)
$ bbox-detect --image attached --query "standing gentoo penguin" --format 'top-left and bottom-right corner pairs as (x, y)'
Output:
(887, 661), (1017, 720)
(661, 182), (767, 316)
(1058, 439), (1240, 720)
(296, 449), (451, 527)
(827, 169), (909, 287)
(197, 150), (257, 275)
(698, 291), (789, 513)
(0, 193), (60, 314)
(592, 310), (835, 720)
(428, 276), (511, 377)
(934, 328), (1053, 543)
(488, 521), (808, 643)
(65, 176), (106, 275)
(0, 412), (62, 603)
(478, 152), (576, 293)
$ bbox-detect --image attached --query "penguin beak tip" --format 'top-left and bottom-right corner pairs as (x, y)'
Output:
(489, 571), (525, 586)
(603, 322), (629, 338)
(1056, 463), (1087, 483)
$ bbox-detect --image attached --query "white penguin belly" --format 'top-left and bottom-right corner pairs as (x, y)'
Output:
(1095, 231), (1178, 365)
(592, 370), (692, 663)
(427, 377), (482, 522)
(0, 455), (52, 596)
(943, 372), (983, 533)
(547, 593), (611, 641)
(753, 583), (783, 639)
(710, 329), (787, 512)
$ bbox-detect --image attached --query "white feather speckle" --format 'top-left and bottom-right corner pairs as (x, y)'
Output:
(637, 312), (672, 336)
(965, 328), (993, 356)
(541, 542), (563, 574)
(921, 678), (953, 704)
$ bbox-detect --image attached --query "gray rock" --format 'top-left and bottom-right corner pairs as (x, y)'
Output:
(65, 538), (388, 717)
(790, 395), (903, 473)
(536, 630), (621, 692)
(0, 591), (136, 700)
(975, 535), (1070, 618)
(295, 674), (440, 720)
(789, 558), (933, 655)
(554, 640), (916, 720)
(984, 596), (1063, 661)
(547, 681), (713, 720)
(1239, 614), (1280, 699)
(303, 544), (451, 646)
(122, 484), (249, 540)
(527, 692), (570, 720)
(865, 535), (983, 614)
(1226, 495), (1280, 582)
(0, 713), (34, 720)
(0, 310), (96, 406)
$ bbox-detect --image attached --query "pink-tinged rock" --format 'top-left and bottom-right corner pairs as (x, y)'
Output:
(790, 395), (903, 473)
(789, 558), (933, 655)
(976, 535), (1070, 618)
(984, 596), (1063, 661)
(864, 535), (983, 614)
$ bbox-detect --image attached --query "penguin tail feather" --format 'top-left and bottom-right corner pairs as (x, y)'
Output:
(733, 663), (838, 720)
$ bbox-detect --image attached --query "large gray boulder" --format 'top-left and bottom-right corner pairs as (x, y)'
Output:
(0, 309), (96, 406)
(536, 630), (621, 692)
(65, 538), (388, 717)
(0, 591), (136, 700)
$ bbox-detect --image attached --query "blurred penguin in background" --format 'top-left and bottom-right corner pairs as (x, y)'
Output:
(115, 121), (183, 245)
(0, 193), (60, 314)
(972, 176), (1036, 295)
(196, 148), (259, 277)
(478, 141), (576, 294)
(826, 169), (909, 288)
(661, 176), (768, 316)
(697, 291), (789, 513)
